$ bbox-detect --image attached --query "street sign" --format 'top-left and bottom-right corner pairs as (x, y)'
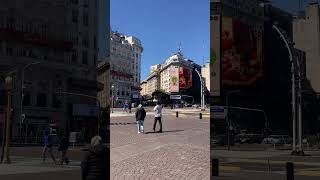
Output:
(211, 106), (227, 119)
(170, 95), (181, 100)
(69, 132), (78, 143)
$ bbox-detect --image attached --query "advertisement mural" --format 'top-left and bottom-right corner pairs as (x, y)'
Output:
(211, 15), (221, 96)
(179, 67), (192, 89)
(221, 17), (263, 85)
(170, 66), (179, 92)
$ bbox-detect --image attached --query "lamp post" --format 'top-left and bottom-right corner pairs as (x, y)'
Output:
(3, 76), (13, 164)
(20, 62), (40, 143)
(195, 69), (206, 111)
(260, 2), (304, 155)
(226, 90), (240, 151)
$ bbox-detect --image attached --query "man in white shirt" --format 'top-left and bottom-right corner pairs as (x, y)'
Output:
(153, 102), (163, 133)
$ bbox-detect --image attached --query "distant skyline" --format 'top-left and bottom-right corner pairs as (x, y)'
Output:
(111, 0), (210, 80)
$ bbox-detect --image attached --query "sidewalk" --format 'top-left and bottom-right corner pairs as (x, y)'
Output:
(0, 156), (80, 176)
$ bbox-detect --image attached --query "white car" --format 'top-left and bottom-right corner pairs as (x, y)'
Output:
(262, 135), (291, 144)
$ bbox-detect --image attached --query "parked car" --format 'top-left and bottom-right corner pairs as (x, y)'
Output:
(262, 135), (291, 144)
(235, 134), (263, 144)
(212, 135), (227, 146)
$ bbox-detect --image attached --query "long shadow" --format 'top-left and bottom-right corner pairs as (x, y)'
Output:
(110, 122), (137, 126)
(144, 130), (184, 134)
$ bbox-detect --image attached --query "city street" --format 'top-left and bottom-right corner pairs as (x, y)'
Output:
(0, 146), (84, 179)
(212, 146), (320, 180)
(110, 108), (210, 180)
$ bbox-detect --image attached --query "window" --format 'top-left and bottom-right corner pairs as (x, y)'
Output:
(52, 94), (61, 108)
(72, 51), (77, 62)
(83, 11), (89, 26)
(94, 36), (97, 49)
(71, 0), (78, 5)
(93, 54), (97, 66)
(122, 91), (125, 96)
(82, 36), (89, 47)
(23, 91), (31, 106)
(6, 47), (13, 56)
(72, 9), (78, 23)
(136, 53), (138, 58)
(37, 93), (47, 107)
(82, 51), (88, 64)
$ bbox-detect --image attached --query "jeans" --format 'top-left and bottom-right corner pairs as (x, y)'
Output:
(153, 117), (162, 132)
(137, 120), (144, 133)
(42, 145), (56, 163)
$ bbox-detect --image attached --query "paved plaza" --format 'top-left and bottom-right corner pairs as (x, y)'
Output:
(110, 109), (210, 180)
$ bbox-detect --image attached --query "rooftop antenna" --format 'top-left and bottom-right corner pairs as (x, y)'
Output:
(178, 42), (182, 54)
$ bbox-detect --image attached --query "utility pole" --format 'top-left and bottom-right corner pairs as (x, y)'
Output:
(3, 76), (13, 164)
(20, 62), (40, 143)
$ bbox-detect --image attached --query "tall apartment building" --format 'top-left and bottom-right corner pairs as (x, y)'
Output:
(293, 2), (320, 93)
(0, 0), (104, 141)
(125, 36), (143, 100)
(110, 31), (143, 106)
(141, 50), (202, 103)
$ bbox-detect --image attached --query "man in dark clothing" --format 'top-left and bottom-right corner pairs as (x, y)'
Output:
(42, 130), (57, 164)
(135, 104), (146, 134)
(58, 135), (70, 165)
(81, 136), (108, 180)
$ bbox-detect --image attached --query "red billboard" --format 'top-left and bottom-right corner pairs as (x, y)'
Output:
(179, 67), (192, 89)
(221, 17), (263, 85)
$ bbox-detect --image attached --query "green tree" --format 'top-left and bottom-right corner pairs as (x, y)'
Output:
(152, 89), (170, 104)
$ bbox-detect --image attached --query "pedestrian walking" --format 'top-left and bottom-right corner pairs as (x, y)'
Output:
(81, 136), (108, 180)
(42, 130), (57, 164)
(136, 104), (146, 134)
(123, 102), (128, 113)
(128, 102), (132, 113)
(153, 102), (163, 133)
(58, 134), (70, 165)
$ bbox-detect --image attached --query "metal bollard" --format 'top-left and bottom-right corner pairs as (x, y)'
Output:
(286, 162), (294, 180)
(200, 113), (202, 119)
(176, 112), (178, 118)
(212, 158), (219, 176)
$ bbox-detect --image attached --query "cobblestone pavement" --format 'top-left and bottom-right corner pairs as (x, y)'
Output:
(110, 114), (210, 180)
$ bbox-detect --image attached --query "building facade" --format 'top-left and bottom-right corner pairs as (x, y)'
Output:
(125, 36), (143, 101)
(141, 50), (202, 103)
(97, 60), (110, 109)
(109, 31), (143, 106)
(293, 2), (320, 93)
(0, 0), (104, 141)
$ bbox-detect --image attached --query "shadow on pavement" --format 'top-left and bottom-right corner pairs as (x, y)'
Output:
(144, 130), (184, 134)
(110, 122), (137, 126)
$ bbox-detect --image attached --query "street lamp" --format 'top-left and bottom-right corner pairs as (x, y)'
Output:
(195, 69), (206, 111)
(20, 62), (40, 144)
(3, 76), (13, 164)
(226, 90), (240, 151)
(260, 2), (304, 155)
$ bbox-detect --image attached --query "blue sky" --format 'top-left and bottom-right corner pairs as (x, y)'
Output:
(111, 0), (210, 80)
